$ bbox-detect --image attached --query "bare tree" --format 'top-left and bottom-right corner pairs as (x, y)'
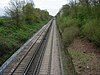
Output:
(5, 0), (25, 27)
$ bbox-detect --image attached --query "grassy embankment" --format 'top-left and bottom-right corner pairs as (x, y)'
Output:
(0, 19), (48, 66)
(0, 1), (51, 66)
(56, 15), (79, 75)
(56, 1), (100, 75)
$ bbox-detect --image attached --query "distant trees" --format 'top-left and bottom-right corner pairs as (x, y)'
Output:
(24, 3), (34, 24)
(5, 0), (50, 27)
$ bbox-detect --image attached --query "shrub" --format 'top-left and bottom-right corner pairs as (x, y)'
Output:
(0, 18), (6, 26)
(0, 37), (18, 56)
(82, 19), (100, 46)
(57, 16), (80, 33)
(65, 18), (81, 27)
(62, 26), (79, 46)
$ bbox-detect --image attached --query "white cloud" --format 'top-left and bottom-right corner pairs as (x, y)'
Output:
(0, 0), (10, 16)
(34, 0), (67, 16)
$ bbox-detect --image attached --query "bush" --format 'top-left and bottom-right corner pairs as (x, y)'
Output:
(0, 20), (48, 65)
(56, 17), (67, 32)
(0, 36), (18, 56)
(82, 19), (100, 46)
(62, 26), (79, 46)
(0, 18), (6, 26)
(65, 18), (81, 27)
(57, 16), (80, 32)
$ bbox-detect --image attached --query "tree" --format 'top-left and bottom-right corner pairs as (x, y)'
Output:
(23, 3), (34, 24)
(5, 0), (25, 27)
(5, 0), (50, 26)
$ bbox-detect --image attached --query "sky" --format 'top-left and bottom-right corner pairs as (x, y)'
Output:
(0, 0), (68, 16)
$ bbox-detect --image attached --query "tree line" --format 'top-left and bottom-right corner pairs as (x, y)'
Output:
(0, 0), (50, 27)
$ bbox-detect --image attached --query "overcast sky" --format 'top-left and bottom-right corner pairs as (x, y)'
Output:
(0, 0), (68, 16)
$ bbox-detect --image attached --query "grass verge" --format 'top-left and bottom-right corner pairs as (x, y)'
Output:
(0, 20), (48, 66)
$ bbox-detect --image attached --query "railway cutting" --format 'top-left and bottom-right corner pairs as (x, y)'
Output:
(1, 19), (63, 75)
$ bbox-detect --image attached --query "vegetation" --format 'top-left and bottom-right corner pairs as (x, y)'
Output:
(0, 0), (51, 66)
(56, 0), (100, 47)
(56, 0), (100, 74)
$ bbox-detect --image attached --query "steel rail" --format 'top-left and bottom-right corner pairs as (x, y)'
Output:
(8, 19), (53, 75)
(23, 19), (53, 75)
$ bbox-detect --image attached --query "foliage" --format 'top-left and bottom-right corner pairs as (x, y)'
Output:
(56, 0), (100, 46)
(82, 19), (100, 45)
(5, 0), (50, 27)
(0, 20), (48, 66)
(5, 0), (24, 27)
(24, 3), (35, 24)
(56, 15), (80, 46)
(0, 18), (6, 26)
(0, 0), (51, 66)
(62, 26), (79, 46)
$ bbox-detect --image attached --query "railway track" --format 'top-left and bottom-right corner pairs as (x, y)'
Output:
(38, 19), (62, 75)
(1, 18), (63, 75)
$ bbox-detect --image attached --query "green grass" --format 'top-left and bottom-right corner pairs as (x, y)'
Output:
(0, 20), (48, 66)
(68, 49), (95, 64)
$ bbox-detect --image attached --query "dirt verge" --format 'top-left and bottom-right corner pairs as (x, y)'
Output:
(68, 37), (100, 75)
